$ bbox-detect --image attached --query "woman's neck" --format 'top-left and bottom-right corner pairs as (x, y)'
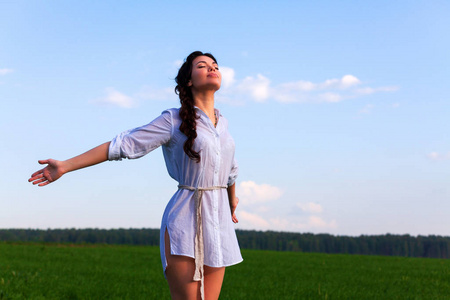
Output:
(193, 89), (216, 123)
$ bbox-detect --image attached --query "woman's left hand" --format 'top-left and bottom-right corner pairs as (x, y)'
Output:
(230, 196), (239, 223)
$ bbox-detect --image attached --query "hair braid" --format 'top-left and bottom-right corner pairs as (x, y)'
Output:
(178, 84), (200, 163)
(175, 51), (217, 163)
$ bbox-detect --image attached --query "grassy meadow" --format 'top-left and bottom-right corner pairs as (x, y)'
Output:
(1, 242), (449, 299)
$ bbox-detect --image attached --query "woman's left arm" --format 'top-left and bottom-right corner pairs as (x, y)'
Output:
(227, 183), (239, 223)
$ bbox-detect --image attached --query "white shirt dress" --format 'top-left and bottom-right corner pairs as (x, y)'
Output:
(108, 107), (243, 275)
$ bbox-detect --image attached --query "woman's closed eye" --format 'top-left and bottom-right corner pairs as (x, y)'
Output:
(197, 65), (219, 70)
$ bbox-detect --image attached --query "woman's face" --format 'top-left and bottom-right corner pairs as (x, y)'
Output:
(188, 55), (221, 92)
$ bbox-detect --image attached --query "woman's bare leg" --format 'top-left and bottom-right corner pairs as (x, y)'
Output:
(204, 265), (225, 300)
(165, 230), (200, 300)
(164, 230), (226, 300)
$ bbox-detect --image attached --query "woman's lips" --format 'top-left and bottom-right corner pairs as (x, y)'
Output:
(207, 73), (219, 78)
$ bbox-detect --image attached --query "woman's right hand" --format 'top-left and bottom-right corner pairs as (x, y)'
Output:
(28, 142), (111, 187)
(28, 159), (66, 187)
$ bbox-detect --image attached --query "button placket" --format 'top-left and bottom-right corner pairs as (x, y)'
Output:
(213, 131), (222, 264)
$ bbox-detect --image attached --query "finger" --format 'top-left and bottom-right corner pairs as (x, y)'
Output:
(29, 173), (44, 182)
(38, 181), (50, 187)
(38, 159), (50, 165)
(31, 177), (47, 185)
(232, 215), (239, 223)
(30, 169), (44, 179)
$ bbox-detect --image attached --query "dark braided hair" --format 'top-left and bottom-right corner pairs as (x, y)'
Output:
(175, 51), (217, 163)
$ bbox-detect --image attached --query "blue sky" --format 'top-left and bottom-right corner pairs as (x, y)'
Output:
(1, 1), (449, 236)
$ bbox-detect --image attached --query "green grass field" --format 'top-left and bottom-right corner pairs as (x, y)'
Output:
(1, 242), (449, 299)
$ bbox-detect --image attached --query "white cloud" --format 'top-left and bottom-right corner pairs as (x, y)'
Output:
(237, 74), (271, 102)
(428, 152), (450, 161)
(219, 66), (235, 89)
(354, 86), (399, 96)
(272, 76), (356, 103)
(318, 75), (361, 90)
(354, 87), (376, 95)
(0, 68), (14, 75)
(274, 75), (360, 95)
(239, 211), (271, 230)
(278, 80), (316, 92)
(234, 186), (337, 232)
(308, 216), (337, 229)
(237, 212), (338, 233)
(255, 206), (271, 213)
(378, 86), (400, 92)
(340, 74), (361, 88)
(297, 202), (323, 213)
(269, 217), (291, 230)
(94, 87), (136, 108)
(268, 75), (396, 104)
(93, 85), (176, 108)
(267, 216), (337, 232)
(238, 181), (283, 205)
(91, 66), (398, 108)
(428, 152), (439, 160)
(136, 86), (173, 101)
(319, 92), (343, 103)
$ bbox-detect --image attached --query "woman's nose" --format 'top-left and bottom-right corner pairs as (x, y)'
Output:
(208, 64), (216, 71)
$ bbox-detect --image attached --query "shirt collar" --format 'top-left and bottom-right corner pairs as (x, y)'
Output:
(193, 106), (221, 130)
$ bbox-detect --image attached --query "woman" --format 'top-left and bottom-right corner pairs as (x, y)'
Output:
(28, 51), (243, 300)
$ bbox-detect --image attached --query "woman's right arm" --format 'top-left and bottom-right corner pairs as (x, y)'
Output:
(28, 142), (111, 187)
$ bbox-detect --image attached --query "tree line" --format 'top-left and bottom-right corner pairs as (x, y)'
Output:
(0, 228), (449, 259)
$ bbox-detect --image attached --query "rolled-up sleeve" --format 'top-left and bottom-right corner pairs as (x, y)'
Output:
(108, 110), (173, 161)
(227, 158), (239, 186)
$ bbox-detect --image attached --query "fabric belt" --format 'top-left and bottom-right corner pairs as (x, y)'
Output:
(178, 184), (227, 300)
